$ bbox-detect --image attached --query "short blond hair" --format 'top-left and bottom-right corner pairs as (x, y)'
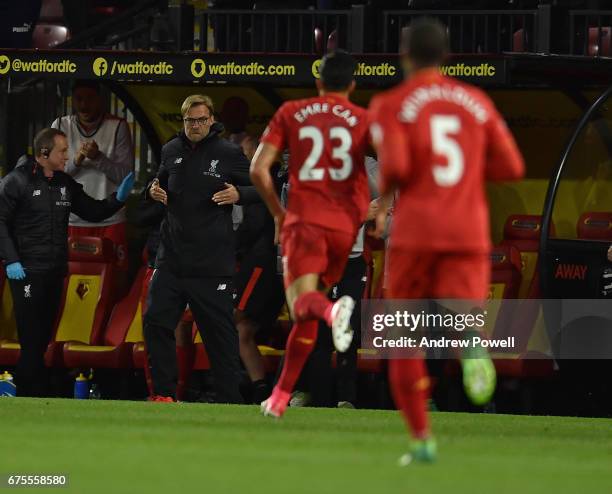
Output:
(181, 94), (214, 118)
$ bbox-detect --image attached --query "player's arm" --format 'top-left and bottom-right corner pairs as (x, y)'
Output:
(485, 105), (525, 181)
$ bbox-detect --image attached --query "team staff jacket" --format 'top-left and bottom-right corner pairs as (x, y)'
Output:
(0, 158), (124, 275)
(152, 123), (260, 277)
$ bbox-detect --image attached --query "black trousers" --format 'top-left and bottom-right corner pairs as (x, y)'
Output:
(300, 255), (367, 406)
(143, 267), (243, 403)
(9, 272), (64, 397)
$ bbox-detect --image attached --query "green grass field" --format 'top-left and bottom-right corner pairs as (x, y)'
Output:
(1, 399), (611, 494)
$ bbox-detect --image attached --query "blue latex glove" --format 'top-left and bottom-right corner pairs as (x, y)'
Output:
(116, 172), (135, 202)
(6, 262), (25, 280)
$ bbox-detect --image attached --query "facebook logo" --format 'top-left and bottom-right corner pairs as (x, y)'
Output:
(93, 57), (108, 76)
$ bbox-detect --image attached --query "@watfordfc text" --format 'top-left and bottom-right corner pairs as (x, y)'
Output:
(0, 56), (77, 74)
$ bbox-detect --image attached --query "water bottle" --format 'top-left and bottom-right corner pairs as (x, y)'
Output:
(74, 373), (89, 399)
(0, 371), (16, 397)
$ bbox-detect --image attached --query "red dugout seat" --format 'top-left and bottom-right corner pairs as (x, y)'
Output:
(63, 265), (148, 369)
(577, 211), (612, 240)
(47, 236), (117, 367)
(487, 245), (522, 353)
(500, 214), (555, 299)
(494, 217), (556, 377)
(489, 245), (522, 300)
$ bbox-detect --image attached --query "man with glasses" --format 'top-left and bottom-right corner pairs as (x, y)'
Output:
(145, 94), (259, 403)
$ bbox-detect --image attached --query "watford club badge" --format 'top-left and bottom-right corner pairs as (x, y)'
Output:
(76, 280), (90, 300)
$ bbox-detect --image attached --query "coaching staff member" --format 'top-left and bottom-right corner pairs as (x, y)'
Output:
(145, 94), (259, 403)
(0, 128), (134, 396)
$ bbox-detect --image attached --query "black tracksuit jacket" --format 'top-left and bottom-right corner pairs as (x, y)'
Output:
(152, 123), (260, 277)
(0, 158), (123, 275)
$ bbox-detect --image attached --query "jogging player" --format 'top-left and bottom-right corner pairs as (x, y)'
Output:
(369, 18), (525, 464)
(250, 51), (371, 418)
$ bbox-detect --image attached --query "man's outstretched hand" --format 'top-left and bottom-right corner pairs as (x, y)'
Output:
(149, 177), (167, 205)
(212, 183), (239, 205)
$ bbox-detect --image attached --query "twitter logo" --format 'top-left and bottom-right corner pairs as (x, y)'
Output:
(0, 55), (10, 75)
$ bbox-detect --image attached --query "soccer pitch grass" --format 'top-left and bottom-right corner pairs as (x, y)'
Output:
(1, 399), (611, 494)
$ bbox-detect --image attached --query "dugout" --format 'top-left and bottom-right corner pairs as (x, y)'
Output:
(1, 44), (611, 410)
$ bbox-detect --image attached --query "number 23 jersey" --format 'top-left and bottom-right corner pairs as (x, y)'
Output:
(261, 94), (370, 235)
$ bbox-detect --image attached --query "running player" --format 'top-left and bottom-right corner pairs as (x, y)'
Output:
(250, 50), (371, 418)
(369, 18), (525, 464)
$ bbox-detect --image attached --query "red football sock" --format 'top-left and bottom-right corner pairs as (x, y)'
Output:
(388, 358), (431, 440)
(276, 320), (319, 394)
(294, 291), (333, 325)
(176, 344), (196, 401)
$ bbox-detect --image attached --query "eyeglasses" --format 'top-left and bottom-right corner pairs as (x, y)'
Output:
(183, 116), (211, 127)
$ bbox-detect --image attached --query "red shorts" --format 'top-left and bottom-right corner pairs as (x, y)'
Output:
(386, 247), (490, 300)
(281, 223), (355, 288)
(69, 222), (128, 270)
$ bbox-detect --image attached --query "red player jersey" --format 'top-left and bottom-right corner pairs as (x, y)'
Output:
(261, 94), (370, 234)
(369, 69), (524, 253)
